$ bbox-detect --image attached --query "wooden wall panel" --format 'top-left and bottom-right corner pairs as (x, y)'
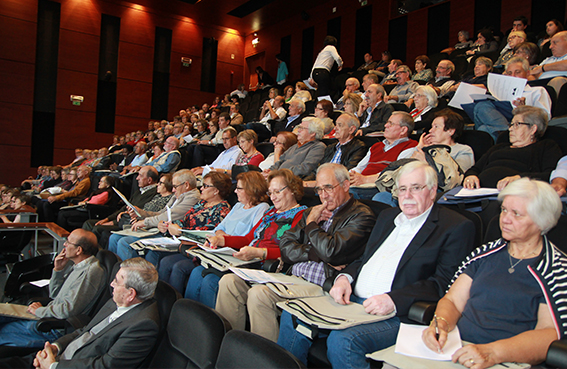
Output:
(53, 148), (79, 168)
(58, 29), (100, 73)
(169, 51), (202, 89)
(0, 146), (33, 186)
(340, 11), (357, 68)
(0, 102), (33, 147)
(0, 60), (35, 105)
(59, 0), (101, 36)
(501, 0), (531, 33)
(171, 21), (204, 56)
(168, 86), (216, 118)
(56, 69), (98, 112)
(118, 42), (154, 83)
(406, 9), (429, 64)
(449, 0), (475, 46)
(370, 3), (390, 56)
(115, 114), (153, 135)
(53, 109), (97, 148)
(0, 0), (37, 22)
(119, 7), (156, 46)
(216, 62), (244, 96)
(115, 79), (152, 118)
(0, 16), (37, 64)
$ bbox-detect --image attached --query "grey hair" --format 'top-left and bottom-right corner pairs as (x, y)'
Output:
(290, 99), (306, 113)
(317, 163), (350, 184)
(397, 65), (412, 78)
(370, 84), (386, 98)
(395, 161), (438, 190)
(346, 77), (360, 89)
(506, 56), (530, 72)
(302, 117), (325, 140)
(512, 105), (548, 137)
(391, 111), (415, 135)
(120, 258), (158, 301)
(173, 169), (197, 189)
(415, 85), (438, 108)
(340, 112), (360, 130)
(498, 178), (561, 234)
(458, 30), (469, 39)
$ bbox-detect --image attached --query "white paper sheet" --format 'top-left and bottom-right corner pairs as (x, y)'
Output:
(487, 73), (526, 102)
(30, 279), (50, 288)
(448, 83), (489, 110)
(394, 323), (462, 361)
(454, 188), (500, 197)
(139, 237), (180, 246)
(229, 267), (293, 284)
(182, 134), (194, 143)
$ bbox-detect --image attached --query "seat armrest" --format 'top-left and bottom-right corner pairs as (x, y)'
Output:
(27, 296), (52, 306)
(19, 282), (48, 296)
(322, 276), (334, 293)
(408, 301), (437, 325)
(546, 339), (567, 368)
(36, 318), (70, 332)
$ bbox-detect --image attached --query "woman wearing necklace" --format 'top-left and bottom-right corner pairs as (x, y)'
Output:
(221, 129), (264, 177)
(422, 178), (567, 369)
(185, 168), (307, 308)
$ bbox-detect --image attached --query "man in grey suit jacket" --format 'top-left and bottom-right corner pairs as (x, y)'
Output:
(356, 83), (394, 135)
(3, 258), (160, 369)
(277, 161), (476, 368)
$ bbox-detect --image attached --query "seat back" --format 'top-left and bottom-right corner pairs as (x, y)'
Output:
(86, 250), (121, 317)
(216, 330), (305, 369)
(149, 299), (229, 369)
(456, 130), (494, 163)
(4, 253), (55, 300)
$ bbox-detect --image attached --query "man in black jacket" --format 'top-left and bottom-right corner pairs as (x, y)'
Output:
(216, 163), (376, 342)
(277, 161), (475, 368)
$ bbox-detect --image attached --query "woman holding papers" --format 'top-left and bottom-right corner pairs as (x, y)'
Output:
(110, 172), (231, 261)
(463, 106), (562, 190)
(156, 171), (270, 294)
(185, 169), (307, 308)
(422, 178), (567, 369)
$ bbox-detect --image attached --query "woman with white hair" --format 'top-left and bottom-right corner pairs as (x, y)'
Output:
(409, 85), (439, 132)
(422, 178), (567, 369)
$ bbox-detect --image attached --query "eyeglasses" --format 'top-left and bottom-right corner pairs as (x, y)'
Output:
(65, 240), (80, 248)
(397, 184), (427, 195)
(172, 182), (186, 189)
(296, 125), (308, 131)
(267, 186), (288, 197)
(202, 183), (215, 189)
(235, 186), (245, 191)
(414, 94), (426, 98)
(508, 121), (532, 129)
(314, 183), (340, 195)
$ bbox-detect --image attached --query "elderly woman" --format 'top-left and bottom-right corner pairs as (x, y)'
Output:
(188, 169), (307, 308)
(410, 85), (439, 132)
(292, 82), (312, 102)
(156, 171), (270, 294)
(422, 178), (566, 369)
(412, 55), (434, 83)
(0, 194), (34, 224)
(259, 131), (298, 171)
(111, 172), (232, 261)
(315, 99), (335, 135)
(223, 129), (264, 176)
(464, 106), (562, 190)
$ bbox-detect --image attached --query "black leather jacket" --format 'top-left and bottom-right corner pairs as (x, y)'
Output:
(279, 196), (377, 280)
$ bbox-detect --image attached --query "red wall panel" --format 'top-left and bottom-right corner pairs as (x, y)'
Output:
(406, 9), (429, 64)
(115, 78), (152, 118)
(0, 16), (37, 64)
(0, 102), (33, 147)
(56, 69), (97, 112)
(58, 29), (100, 74)
(0, 59), (35, 105)
(118, 42), (154, 83)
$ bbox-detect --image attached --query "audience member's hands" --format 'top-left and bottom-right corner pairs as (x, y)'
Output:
(452, 343), (495, 369)
(34, 342), (58, 369)
(512, 97), (526, 107)
(157, 221), (169, 233)
(463, 175), (480, 189)
(530, 65), (543, 76)
(27, 302), (42, 315)
(306, 201), (332, 224)
(131, 220), (145, 231)
(355, 130), (363, 136)
(126, 206), (141, 220)
(363, 294), (395, 315)
(191, 167), (204, 176)
(233, 246), (263, 261)
(349, 171), (366, 186)
(205, 235), (225, 249)
(262, 169), (271, 180)
(417, 132), (434, 148)
(168, 223), (182, 236)
(551, 177), (567, 197)
(497, 175), (520, 190)
(411, 147), (427, 162)
(54, 248), (69, 271)
(94, 217), (110, 226)
(47, 196), (57, 203)
(330, 276), (352, 305)
(422, 320), (449, 354)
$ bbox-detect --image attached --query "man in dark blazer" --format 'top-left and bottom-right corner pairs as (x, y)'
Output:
(277, 161), (476, 368)
(4, 258), (161, 369)
(356, 83), (394, 135)
(272, 99), (306, 135)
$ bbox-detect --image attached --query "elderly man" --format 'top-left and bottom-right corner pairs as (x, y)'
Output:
(109, 169), (200, 261)
(266, 117), (326, 178)
(349, 111), (418, 199)
(1, 258), (160, 369)
(146, 136), (180, 174)
(216, 163), (377, 342)
(191, 127), (242, 176)
(304, 113), (366, 183)
(336, 77), (362, 110)
(273, 98), (306, 135)
(550, 155), (567, 196)
(83, 166), (159, 243)
(278, 161), (476, 368)
(427, 59), (456, 97)
(190, 112), (232, 168)
(229, 103), (244, 126)
(380, 59), (402, 85)
(530, 30), (567, 93)
(0, 229), (104, 347)
(246, 95), (287, 142)
(384, 65), (419, 106)
(469, 57), (551, 141)
(172, 123), (184, 139)
(356, 83), (394, 135)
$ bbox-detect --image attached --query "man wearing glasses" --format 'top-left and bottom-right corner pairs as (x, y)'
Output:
(277, 161), (475, 369)
(0, 229), (104, 348)
(217, 163), (376, 342)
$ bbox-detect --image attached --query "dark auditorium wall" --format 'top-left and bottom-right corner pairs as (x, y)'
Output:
(1, 0), (563, 186)
(1, 0), (244, 185)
